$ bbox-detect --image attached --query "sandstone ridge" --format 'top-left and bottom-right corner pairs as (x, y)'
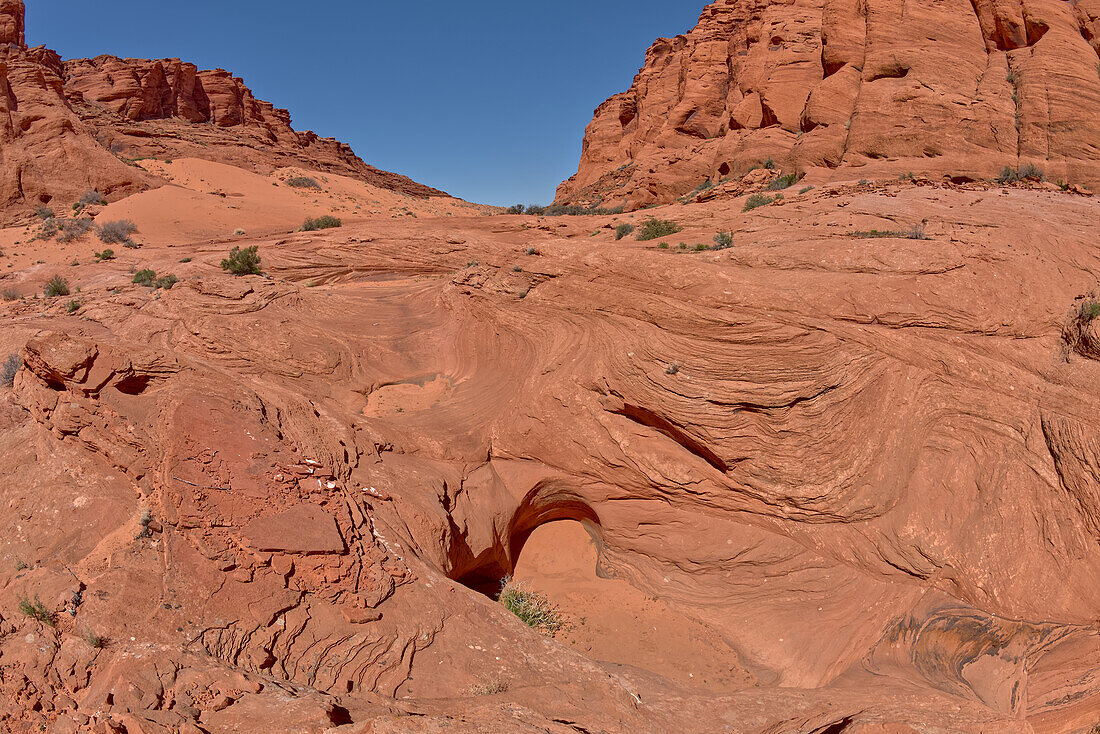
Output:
(557, 0), (1100, 209)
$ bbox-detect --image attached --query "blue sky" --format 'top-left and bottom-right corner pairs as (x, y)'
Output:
(29, 2), (704, 205)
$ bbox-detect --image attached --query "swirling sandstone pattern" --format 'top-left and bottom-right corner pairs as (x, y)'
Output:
(1, 176), (1099, 731)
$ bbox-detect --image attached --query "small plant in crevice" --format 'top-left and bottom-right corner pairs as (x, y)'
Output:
(525, 247), (538, 256)
(44, 275), (70, 298)
(799, 185), (814, 194)
(665, 362), (680, 375)
(712, 231), (734, 250)
(2, 353), (20, 387)
(136, 509), (153, 539)
(83, 629), (107, 649)
(615, 223), (635, 240)
(499, 578), (562, 634)
(65, 299), (81, 314)
(221, 245), (262, 275)
(155, 275), (179, 290)
(636, 218), (682, 241)
(18, 596), (54, 627)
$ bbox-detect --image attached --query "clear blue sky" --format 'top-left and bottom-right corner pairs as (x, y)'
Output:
(28, 2), (704, 205)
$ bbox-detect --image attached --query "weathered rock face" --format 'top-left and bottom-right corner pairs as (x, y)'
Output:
(2, 178), (1100, 732)
(62, 56), (444, 198)
(0, 4), (441, 221)
(0, 0), (24, 46)
(557, 0), (1100, 208)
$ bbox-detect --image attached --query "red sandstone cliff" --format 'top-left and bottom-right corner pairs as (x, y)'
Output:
(557, 0), (1100, 208)
(0, 1), (441, 221)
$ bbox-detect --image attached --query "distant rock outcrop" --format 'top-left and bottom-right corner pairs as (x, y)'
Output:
(0, 1), (441, 221)
(557, 0), (1100, 208)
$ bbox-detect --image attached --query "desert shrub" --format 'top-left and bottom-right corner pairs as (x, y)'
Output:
(996, 164), (1045, 184)
(233, 228), (246, 235)
(762, 158), (776, 170)
(525, 247), (538, 256)
(1, 289), (17, 301)
(35, 206), (54, 220)
(155, 275), (178, 290)
(713, 231), (734, 249)
(83, 629), (106, 649)
(96, 220), (137, 244)
(2, 353), (20, 387)
(469, 679), (509, 696)
(19, 596), (53, 626)
(799, 186), (814, 194)
(57, 218), (95, 243)
(768, 173), (799, 191)
(657, 242), (669, 249)
(636, 218), (682, 241)
(44, 275), (70, 297)
(524, 204), (546, 216)
(136, 509), (153, 539)
(34, 217), (58, 240)
(499, 578), (562, 634)
(66, 300), (81, 313)
(743, 193), (782, 211)
(94, 249), (115, 261)
(221, 245), (262, 275)
(301, 215), (341, 231)
(666, 362), (680, 375)
(851, 227), (929, 240)
(615, 223), (635, 240)
(132, 269), (157, 287)
(506, 204), (525, 214)
(79, 190), (107, 206)
(286, 176), (321, 189)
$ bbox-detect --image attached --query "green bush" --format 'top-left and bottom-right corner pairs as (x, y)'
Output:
(66, 300), (81, 313)
(768, 173), (799, 191)
(35, 206), (54, 220)
(499, 578), (562, 634)
(19, 596), (53, 626)
(132, 269), (157, 287)
(713, 231), (734, 249)
(615, 223), (635, 240)
(286, 176), (321, 189)
(221, 245), (262, 275)
(44, 275), (70, 297)
(301, 215), (342, 231)
(155, 275), (179, 290)
(636, 218), (682, 241)
(94, 249), (115, 261)
(743, 193), (782, 211)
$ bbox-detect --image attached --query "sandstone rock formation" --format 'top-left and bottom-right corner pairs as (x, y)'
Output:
(1, 2), (1100, 733)
(63, 56), (443, 198)
(2, 174), (1100, 732)
(557, 0), (1100, 209)
(0, 2), (440, 223)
